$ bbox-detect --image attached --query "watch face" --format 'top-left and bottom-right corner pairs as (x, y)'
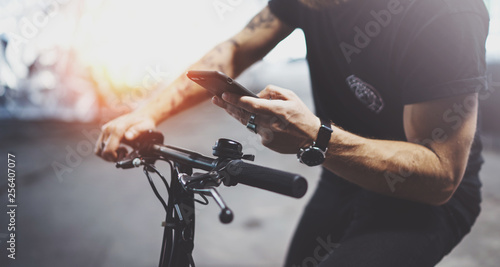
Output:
(300, 147), (325, 166)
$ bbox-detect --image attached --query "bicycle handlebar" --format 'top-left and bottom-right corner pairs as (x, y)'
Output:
(116, 130), (308, 198)
(114, 130), (308, 267)
(225, 160), (307, 198)
(151, 144), (217, 171)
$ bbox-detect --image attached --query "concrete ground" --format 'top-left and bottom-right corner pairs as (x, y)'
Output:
(0, 61), (499, 266)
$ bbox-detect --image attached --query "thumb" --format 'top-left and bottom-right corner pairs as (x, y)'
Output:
(125, 120), (155, 141)
(258, 85), (290, 100)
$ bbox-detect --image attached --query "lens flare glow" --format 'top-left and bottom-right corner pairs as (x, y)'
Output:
(73, 0), (264, 91)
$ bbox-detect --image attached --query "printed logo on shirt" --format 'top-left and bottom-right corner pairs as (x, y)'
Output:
(346, 75), (384, 114)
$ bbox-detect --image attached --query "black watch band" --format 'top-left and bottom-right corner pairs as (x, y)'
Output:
(315, 118), (333, 151)
(296, 118), (333, 166)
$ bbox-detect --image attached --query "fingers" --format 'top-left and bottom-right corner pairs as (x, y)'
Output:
(213, 96), (252, 125)
(213, 92), (290, 129)
(124, 120), (155, 141)
(94, 127), (108, 156)
(96, 123), (127, 162)
(218, 85), (298, 116)
(214, 95), (286, 136)
(212, 86), (296, 139)
(221, 93), (278, 116)
(212, 95), (227, 109)
(257, 85), (295, 100)
(94, 115), (156, 162)
(124, 130), (136, 140)
(212, 85), (318, 154)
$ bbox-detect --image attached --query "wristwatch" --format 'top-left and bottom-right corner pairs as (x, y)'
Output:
(297, 118), (333, 166)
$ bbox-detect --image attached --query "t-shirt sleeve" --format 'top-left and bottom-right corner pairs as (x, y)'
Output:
(395, 12), (489, 105)
(268, 0), (301, 29)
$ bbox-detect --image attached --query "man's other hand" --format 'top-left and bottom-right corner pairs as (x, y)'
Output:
(95, 112), (156, 161)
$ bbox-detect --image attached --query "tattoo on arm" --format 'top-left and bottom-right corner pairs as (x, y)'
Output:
(199, 38), (240, 71)
(245, 7), (276, 31)
(228, 38), (240, 49)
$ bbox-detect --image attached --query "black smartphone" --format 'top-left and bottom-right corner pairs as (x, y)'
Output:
(186, 70), (259, 98)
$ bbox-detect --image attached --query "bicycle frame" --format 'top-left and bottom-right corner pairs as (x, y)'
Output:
(160, 162), (195, 267)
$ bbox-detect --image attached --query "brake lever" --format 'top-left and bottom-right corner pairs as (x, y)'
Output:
(178, 172), (233, 223)
(116, 149), (141, 169)
(193, 187), (233, 224)
(116, 130), (164, 169)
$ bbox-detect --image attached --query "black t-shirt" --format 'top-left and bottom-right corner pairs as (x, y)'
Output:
(268, 0), (489, 224)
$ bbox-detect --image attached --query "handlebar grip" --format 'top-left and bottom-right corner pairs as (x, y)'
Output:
(225, 160), (308, 198)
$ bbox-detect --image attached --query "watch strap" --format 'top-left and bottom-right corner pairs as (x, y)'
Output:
(315, 118), (333, 151)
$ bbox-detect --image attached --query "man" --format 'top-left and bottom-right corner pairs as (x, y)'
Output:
(96, 0), (490, 266)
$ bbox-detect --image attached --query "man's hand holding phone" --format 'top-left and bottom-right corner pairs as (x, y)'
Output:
(212, 85), (321, 155)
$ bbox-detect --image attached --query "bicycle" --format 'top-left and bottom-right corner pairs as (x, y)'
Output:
(114, 130), (308, 267)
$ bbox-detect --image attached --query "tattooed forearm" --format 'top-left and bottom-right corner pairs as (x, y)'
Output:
(228, 38), (240, 49)
(199, 38), (239, 72)
(140, 6), (287, 123)
(201, 55), (215, 68)
(245, 7), (276, 31)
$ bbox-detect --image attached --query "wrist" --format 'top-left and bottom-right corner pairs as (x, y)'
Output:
(297, 117), (333, 166)
(299, 116), (322, 149)
(133, 107), (160, 126)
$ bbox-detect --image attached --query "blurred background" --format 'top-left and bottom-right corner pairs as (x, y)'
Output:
(0, 0), (499, 266)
